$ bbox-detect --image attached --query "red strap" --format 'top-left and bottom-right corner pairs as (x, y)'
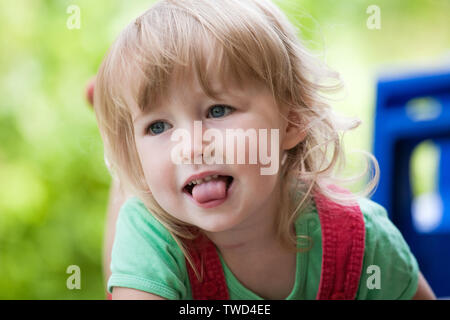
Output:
(185, 233), (229, 299)
(185, 184), (365, 300)
(315, 184), (366, 300)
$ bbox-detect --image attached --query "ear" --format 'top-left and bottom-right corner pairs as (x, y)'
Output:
(281, 109), (307, 151)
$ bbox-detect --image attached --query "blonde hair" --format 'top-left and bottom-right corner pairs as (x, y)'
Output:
(94, 0), (379, 281)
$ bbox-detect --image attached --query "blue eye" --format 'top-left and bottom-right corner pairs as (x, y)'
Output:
(147, 121), (172, 135)
(207, 104), (234, 118)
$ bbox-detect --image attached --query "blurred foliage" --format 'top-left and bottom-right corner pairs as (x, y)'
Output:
(0, 0), (449, 299)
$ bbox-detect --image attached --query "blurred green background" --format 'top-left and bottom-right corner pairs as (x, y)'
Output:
(0, 0), (449, 299)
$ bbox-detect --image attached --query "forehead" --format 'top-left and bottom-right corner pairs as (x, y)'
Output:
(165, 67), (257, 101)
(127, 25), (267, 118)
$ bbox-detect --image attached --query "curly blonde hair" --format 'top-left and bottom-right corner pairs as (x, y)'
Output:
(94, 0), (379, 281)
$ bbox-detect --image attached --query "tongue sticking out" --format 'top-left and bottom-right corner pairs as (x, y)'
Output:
(191, 176), (229, 203)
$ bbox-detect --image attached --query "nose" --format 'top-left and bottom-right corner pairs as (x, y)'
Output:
(181, 120), (207, 164)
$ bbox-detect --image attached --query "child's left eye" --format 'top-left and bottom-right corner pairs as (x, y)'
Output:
(207, 104), (234, 118)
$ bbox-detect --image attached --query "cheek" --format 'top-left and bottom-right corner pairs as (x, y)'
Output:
(135, 140), (173, 193)
(249, 168), (279, 195)
(140, 155), (180, 213)
(235, 159), (279, 202)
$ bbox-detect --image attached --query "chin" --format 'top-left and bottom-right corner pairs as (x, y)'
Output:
(196, 215), (242, 233)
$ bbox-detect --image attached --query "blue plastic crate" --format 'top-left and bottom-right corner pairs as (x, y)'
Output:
(371, 69), (450, 298)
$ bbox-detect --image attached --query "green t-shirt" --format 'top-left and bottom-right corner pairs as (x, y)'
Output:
(107, 196), (419, 300)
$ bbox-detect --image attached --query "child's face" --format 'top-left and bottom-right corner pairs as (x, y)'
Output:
(131, 71), (291, 233)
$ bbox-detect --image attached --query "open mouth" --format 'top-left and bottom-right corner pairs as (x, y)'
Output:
(183, 175), (234, 196)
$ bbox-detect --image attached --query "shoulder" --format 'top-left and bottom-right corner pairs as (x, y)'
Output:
(116, 196), (176, 245)
(357, 197), (392, 229)
(355, 197), (419, 299)
(296, 196), (419, 299)
(108, 197), (190, 299)
(356, 197), (412, 255)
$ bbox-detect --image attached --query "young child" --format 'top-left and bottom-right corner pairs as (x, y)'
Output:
(93, 0), (435, 299)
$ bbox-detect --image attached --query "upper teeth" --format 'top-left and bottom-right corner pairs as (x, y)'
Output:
(188, 174), (219, 186)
